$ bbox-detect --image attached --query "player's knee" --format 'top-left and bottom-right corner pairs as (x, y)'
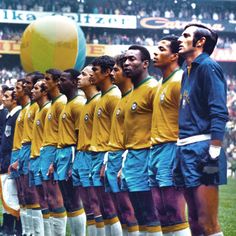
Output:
(199, 216), (220, 235)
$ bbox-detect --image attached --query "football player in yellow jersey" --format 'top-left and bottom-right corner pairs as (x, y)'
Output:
(73, 65), (102, 236)
(104, 54), (139, 236)
(20, 72), (45, 236)
(9, 78), (32, 235)
(122, 45), (162, 236)
(40, 69), (67, 235)
(54, 69), (86, 236)
(90, 56), (122, 236)
(150, 36), (191, 236)
(30, 79), (51, 235)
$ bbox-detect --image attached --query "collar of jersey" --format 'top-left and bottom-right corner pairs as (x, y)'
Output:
(52, 94), (63, 104)
(134, 76), (152, 89)
(39, 101), (50, 111)
(162, 68), (181, 84)
(101, 85), (116, 96)
(122, 88), (133, 98)
(86, 92), (101, 104)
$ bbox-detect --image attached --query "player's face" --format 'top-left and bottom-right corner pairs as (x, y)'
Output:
(44, 73), (57, 92)
(31, 81), (44, 102)
(2, 90), (14, 110)
(59, 72), (74, 94)
(178, 26), (197, 56)
(90, 66), (105, 85)
(153, 40), (173, 68)
(77, 66), (92, 89)
(15, 81), (24, 101)
(123, 50), (145, 79)
(23, 76), (33, 96)
(111, 64), (125, 85)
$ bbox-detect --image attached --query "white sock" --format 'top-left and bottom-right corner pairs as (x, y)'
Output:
(68, 213), (86, 236)
(87, 224), (97, 236)
(139, 232), (147, 236)
(163, 233), (173, 236)
(97, 227), (106, 236)
(20, 208), (27, 235)
(26, 209), (34, 235)
(173, 227), (191, 236)
(43, 218), (52, 236)
(105, 225), (111, 236)
(110, 221), (123, 236)
(128, 231), (140, 236)
(146, 231), (163, 236)
(32, 209), (44, 236)
(123, 229), (128, 236)
(208, 233), (224, 236)
(52, 216), (67, 236)
(49, 217), (54, 236)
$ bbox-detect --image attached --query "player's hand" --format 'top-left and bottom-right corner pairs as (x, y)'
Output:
(47, 163), (54, 176)
(67, 168), (72, 179)
(11, 161), (18, 170)
(100, 164), (106, 178)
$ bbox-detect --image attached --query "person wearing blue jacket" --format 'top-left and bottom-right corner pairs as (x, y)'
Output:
(173, 23), (228, 236)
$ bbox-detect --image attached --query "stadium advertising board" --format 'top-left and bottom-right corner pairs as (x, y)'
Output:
(138, 17), (236, 33)
(0, 9), (137, 29)
(1, 40), (236, 62)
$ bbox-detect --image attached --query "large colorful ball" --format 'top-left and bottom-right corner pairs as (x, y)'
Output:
(20, 15), (86, 73)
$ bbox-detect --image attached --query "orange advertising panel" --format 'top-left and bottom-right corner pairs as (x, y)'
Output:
(1, 40), (236, 62)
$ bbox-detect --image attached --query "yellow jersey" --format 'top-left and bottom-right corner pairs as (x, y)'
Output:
(77, 92), (101, 151)
(42, 94), (67, 147)
(22, 102), (38, 144)
(12, 103), (30, 151)
(58, 95), (86, 148)
(31, 102), (51, 158)
(151, 69), (182, 144)
(109, 89), (132, 151)
(90, 86), (121, 152)
(124, 77), (158, 149)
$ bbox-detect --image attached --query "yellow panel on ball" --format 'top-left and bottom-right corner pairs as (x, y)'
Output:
(20, 15), (82, 73)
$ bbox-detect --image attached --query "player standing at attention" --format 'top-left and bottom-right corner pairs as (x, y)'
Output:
(122, 45), (162, 236)
(103, 54), (139, 236)
(20, 72), (44, 236)
(174, 24), (228, 236)
(74, 65), (102, 236)
(54, 69), (86, 236)
(90, 56), (122, 236)
(40, 69), (67, 236)
(150, 35), (191, 236)
(30, 79), (51, 235)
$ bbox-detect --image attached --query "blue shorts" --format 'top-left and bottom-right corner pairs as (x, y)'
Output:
(72, 151), (94, 187)
(105, 150), (124, 193)
(40, 145), (57, 181)
(54, 146), (75, 181)
(149, 142), (176, 187)
(91, 152), (106, 187)
(121, 149), (150, 192)
(29, 157), (42, 186)
(173, 140), (227, 188)
(10, 150), (20, 178)
(18, 143), (31, 175)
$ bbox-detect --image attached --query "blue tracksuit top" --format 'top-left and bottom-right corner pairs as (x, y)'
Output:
(179, 52), (228, 141)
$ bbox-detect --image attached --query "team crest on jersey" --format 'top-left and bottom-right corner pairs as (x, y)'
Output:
(131, 102), (137, 112)
(48, 113), (52, 120)
(4, 125), (11, 137)
(160, 92), (165, 104)
(36, 120), (40, 126)
(17, 116), (21, 122)
(28, 112), (31, 119)
(182, 90), (190, 108)
(84, 114), (89, 122)
(116, 108), (121, 116)
(62, 113), (67, 120)
(97, 108), (102, 117)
